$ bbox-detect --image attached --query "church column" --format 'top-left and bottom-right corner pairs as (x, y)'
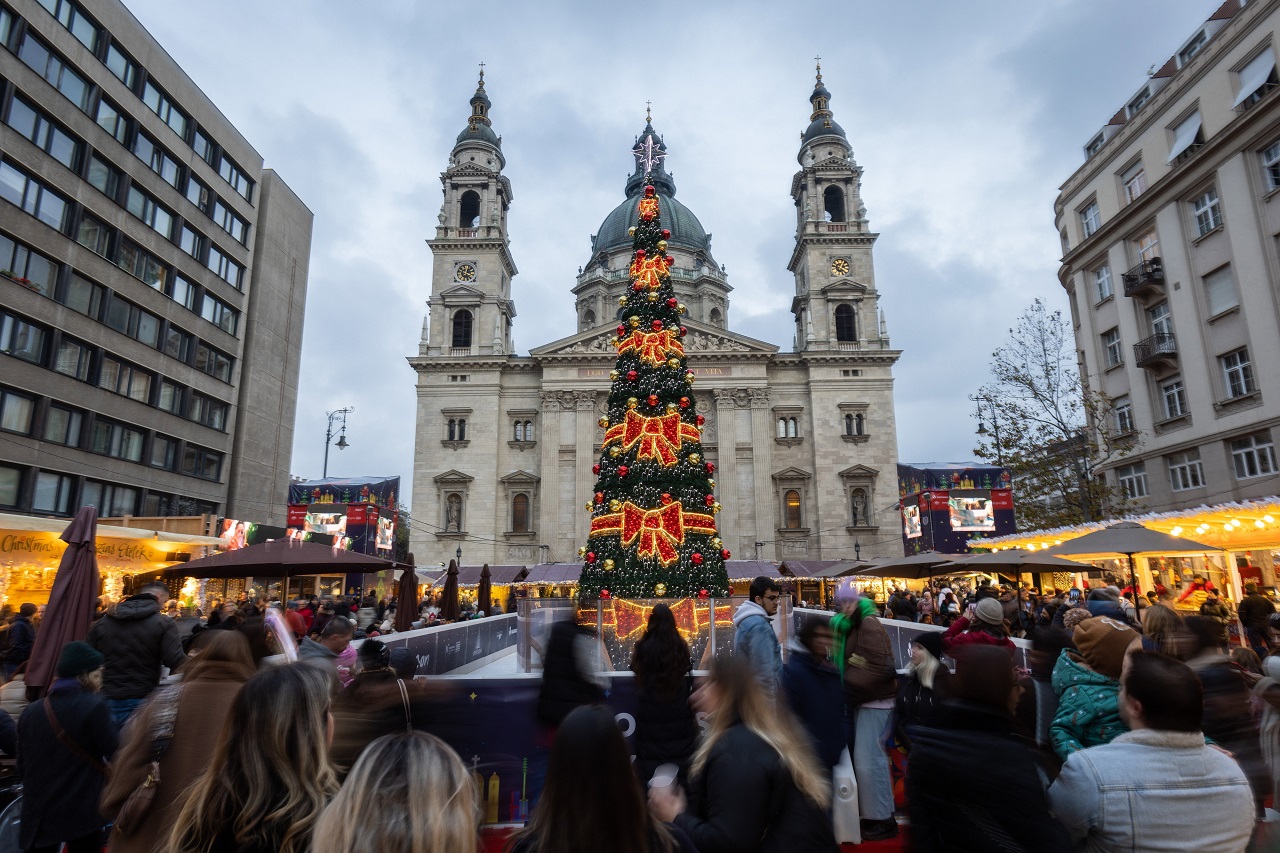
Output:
(573, 390), (598, 547)
(539, 392), (562, 561)
(748, 388), (774, 551)
(712, 389), (739, 552)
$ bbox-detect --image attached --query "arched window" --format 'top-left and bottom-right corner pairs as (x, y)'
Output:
(448, 419), (457, 440)
(785, 490), (802, 529)
(777, 418), (787, 438)
(823, 185), (846, 223)
(523, 420), (534, 441)
(582, 309), (595, 329)
(513, 422), (524, 441)
(459, 191), (481, 227)
(456, 418), (466, 440)
(787, 418), (798, 438)
(452, 310), (473, 348)
(708, 308), (723, 327)
(844, 414), (854, 436)
(835, 304), (856, 342)
(855, 413), (865, 435)
(512, 494), (529, 533)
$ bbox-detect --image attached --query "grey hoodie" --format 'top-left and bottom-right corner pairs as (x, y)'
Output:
(733, 600), (781, 690)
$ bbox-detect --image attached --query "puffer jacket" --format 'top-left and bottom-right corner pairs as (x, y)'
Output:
(86, 594), (186, 700)
(1049, 649), (1126, 760)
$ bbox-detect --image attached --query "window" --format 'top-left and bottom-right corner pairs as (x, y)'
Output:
(1080, 201), (1101, 237)
(447, 418), (468, 440)
(834, 304), (856, 341)
(1148, 302), (1172, 337)
(180, 226), (204, 260)
(0, 7), (12, 46)
(1122, 165), (1147, 203)
(1192, 187), (1222, 236)
(62, 274), (102, 318)
(1234, 49), (1278, 109)
(104, 42), (137, 88)
(823, 186), (846, 222)
(5, 96), (79, 169)
(1127, 87), (1151, 118)
(0, 313), (46, 364)
(776, 417), (798, 438)
(125, 185), (174, 238)
(451, 310), (473, 348)
(1084, 132), (1106, 159)
(90, 419), (144, 462)
(98, 356), (151, 402)
(103, 298), (160, 348)
(76, 214), (111, 257)
(459, 191), (480, 227)
(1179, 30), (1207, 66)
(1231, 433), (1277, 479)
(0, 161), (69, 231)
(150, 434), (176, 470)
(1135, 229), (1159, 262)
(206, 245), (242, 288)
(218, 155), (252, 201)
(53, 337), (90, 380)
(185, 176), (209, 211)
(200, 293), (238, 335)
(1262, 140), (1280, 192)
(1221, 348), (1255, 399)
(0, 465), (17, 508)
(188, 392), (227, 429)
(170, 276), (197, 311)
(212, 201), (247, 244)
(1115, 396), (1134, 434)
(142, 80), (189, 139)
(156, 379), (182, 414)
(512, 420), (534, 441)
(1093, 266), (1113, 301)
(192, 129), (214, 165)
(81, 480), (138, 516)
(1116, 463), (1149, 499)
(181, 445), (222, 480)
(43, 406), (82, 447)
(0, 390), (34, 435)
(32, 471), (73, 514)
(1167, 451), (1205, 491)
(1102, 328), (1122, 367)
(35, 0), (99, 50)
(18, 33), (90, 112)
(1161, 377), (1187, 419)
(0, 233), (57, 297)
(163, 325), (192, 362)
(784, 489), (802, 529)
(1202, 266), (1238, 317)
(1168, 112), (1203, 164)
(194, 343), (233, 382)
(511, 494), (530, 533)
(115, 240), (167, 291)
(132, 131), (181, 188)
(94, 98), (128, 144)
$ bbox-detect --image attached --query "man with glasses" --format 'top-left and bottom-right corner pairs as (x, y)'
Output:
(733, 576), (783, 694)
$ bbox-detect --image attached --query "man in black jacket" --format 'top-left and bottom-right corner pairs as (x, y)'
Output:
(3, 603), (37, 680)
(1238, 582), (1275, 658)
(86, 582), (185, 726)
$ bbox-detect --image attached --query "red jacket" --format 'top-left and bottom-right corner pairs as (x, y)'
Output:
(941, 616), (1015, 654)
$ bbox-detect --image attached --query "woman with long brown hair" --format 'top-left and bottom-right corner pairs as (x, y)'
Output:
(649, 654), (838, 852)
(160, 663), (337, 853)
(630, 603), (697, 786)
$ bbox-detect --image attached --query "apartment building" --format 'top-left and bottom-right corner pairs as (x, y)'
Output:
(1055, 0), (1280, 513)
(0, 0), (310, 524)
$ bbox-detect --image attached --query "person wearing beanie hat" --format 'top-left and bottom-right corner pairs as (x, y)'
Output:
(940, 596), (1015, 655)
(1049, 616), (1137, 760)
(17, 640), (117, 852)
(331, 638), (418, 773)
(894, 630), (950, 752)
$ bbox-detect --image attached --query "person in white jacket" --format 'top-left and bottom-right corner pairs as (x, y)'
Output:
(1049, 650), (1254, 852)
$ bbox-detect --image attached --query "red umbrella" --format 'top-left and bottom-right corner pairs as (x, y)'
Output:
(26, 506), (102, 694)
(440, 560), (460, 622)
(477, 564), (492, 616)
(394, 554), (419, 633)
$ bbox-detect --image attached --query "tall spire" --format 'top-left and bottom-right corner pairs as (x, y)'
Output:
(456, 63), (500, 149)
(800, 58), (847, 146)
(627, 105), (674, 197)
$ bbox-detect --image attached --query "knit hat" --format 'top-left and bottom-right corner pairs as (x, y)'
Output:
(1073, 616), (1136, 680)
(974, 598), (1004, 626)
(1062, 606), (1092, 633)
(914, 631), (944, 661)
(56, 641), (104, 677)
(389, 647), (417, 679)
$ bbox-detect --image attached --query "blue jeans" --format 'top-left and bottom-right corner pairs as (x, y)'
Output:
(848, 706), (895, 821)
(107, 698), (144, 728)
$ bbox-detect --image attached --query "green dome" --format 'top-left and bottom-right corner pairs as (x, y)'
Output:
(592, 190), (712, 257)
(456, 122), (500, 147)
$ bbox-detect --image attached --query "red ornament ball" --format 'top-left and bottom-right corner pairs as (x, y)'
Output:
(592, 464), (600, 475)
(594, 492), (604, 504)
(665, 256), (675, 266)
(695, 414), (705, 424)
(661, 493), (672, 504)
(662, 229), (671, 239)
(698, 588), (709, 599)
(633, 281), (644, 292)
(691, 552), (704, 566)
(706, 462), (715, 474)
(667, 297), (678, 308)
(651, 319), (663, 331)
(586, 552), (596, 563)
(627, 370), (638, 381)
(644, 185), (655, 197)
(679, 397), (690, 409)
(705, 494), (715, 506)
(721, 549), (732, 560)
(635, 249), (646, 259)
(679, 326), (687, 337)
(647, 394), (659, 407)
(617, 324), (626, 336)
(601, 589), (611, 599)
(618, 466), (629, 477)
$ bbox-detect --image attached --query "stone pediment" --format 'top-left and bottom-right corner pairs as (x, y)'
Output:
(433, 469), (474, 484)
(772, 466), (813, 481)
(821, 280), (869, 297)
(439, 284), (485, 302)
(499, 470), (540, 484)
(838, 464), (879, 478)
(531, 320), (778, 359)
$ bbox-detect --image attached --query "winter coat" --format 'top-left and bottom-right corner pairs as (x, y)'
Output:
(632, 675), (698, 785)
(831, 610), (898, 706)
(331, 669), (424, 771)
(17, 680), (118, 849)
(780, 645), (845, 769)
(1197, 660), (1270, 809)
(101, 660), (250, 853)
(732, 601), (781, 691)
(1049, 650), (1125, 760)
(86, 594), (186, 700)
(536, 621), (604, 728)
(673, 724), (839, 853)
(940, 616), (1015, 655)
(4, 614), (34, 665)
(908, 700), (1071, 853)
(894, 665), (951, 750)
(1239, 592), (1276, 630)
(0, 671), (27, 720)
(1049, 729), (1254, 853)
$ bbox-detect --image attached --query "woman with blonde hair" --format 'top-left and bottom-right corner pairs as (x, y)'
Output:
(313, 731), (478, 853)
(649, 654), (838, 852)
(161, 663), (337, 853)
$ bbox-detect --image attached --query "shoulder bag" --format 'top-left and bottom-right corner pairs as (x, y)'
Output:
(396, 679), (413, 733)
(113, 684), (182, 836)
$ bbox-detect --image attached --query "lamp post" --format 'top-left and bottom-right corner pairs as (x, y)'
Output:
(972, 395), (1004, 467)
(456, 545), (463, 567)
(322, 406), (354, 478)
(854, 539), (862, 561)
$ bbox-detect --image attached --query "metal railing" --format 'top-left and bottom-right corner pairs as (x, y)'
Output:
(1134, 332), (1177, 366)
(1122, 257), (1164, 295)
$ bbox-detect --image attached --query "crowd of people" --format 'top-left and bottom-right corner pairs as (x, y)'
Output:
(3, 571), (1280, 851)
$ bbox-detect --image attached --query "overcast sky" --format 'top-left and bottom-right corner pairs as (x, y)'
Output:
(124, 0), (1219, 509)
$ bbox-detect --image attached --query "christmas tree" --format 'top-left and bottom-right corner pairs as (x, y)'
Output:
(577, 154), (731, 601)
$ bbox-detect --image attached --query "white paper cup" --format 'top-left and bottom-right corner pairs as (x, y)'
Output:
(649, 763), (679, 791)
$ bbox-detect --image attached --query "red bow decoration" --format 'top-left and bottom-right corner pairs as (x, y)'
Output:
(638, 196), (660, 221)
(603, 410), (701, 466)
(615, 329), (684, 367)
(629, 253), (670, 290)
(590, 501), (716, 566)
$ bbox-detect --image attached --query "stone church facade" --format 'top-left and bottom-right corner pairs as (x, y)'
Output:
(408, 67), (903, 568)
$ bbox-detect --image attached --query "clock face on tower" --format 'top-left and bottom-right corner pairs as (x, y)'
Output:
(455, 263), (477, 282)
(830, 258), (850, 276)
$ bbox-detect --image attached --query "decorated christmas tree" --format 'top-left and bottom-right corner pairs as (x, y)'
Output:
(577, 145), (732, 601)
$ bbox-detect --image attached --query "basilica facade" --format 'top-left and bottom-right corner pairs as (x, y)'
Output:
(407, 68), (903, 568)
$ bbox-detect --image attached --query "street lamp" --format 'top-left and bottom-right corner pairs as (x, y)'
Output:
(456, 545), (463, 567)
(322, 406), (354, 478)
(854, 539), (862, 561)
(972, 395), (1004, 467)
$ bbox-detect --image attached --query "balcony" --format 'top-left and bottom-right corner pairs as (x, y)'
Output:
(1134, 332), (1177, 369)
(1122, 258), (1164, 297)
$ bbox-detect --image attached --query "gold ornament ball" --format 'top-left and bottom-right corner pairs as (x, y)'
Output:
(628, 226), (636, 237)
(618, 295), (628, 306)
(712, 502), (722, 513)
(657, 240), (668, 251)
(654, 583), (667, 596)
(609, 499), (621, 511)
(666, 402), (678, 413)
(626, 397), (639, 409)
(603, 559), (615, 570)
(708, 478), (716, 488)
(710, 537), (722, 549)
(689, 453), (701, 464)
(585, 503), (594, 511)
(578, 546), (587, 556)
(647, 292), (658, 302)
(686, 372), (696, 384)
(667, 357), (680, 369)
(609, 446), (622, 457)
(598, 417), (610, 428)
(677, 303), (687, 314)
(609, 370), (620, 380)
(628, 316), (641, 328)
